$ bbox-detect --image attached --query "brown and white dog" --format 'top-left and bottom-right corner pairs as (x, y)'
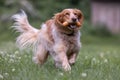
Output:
(12, 9), (84, 71)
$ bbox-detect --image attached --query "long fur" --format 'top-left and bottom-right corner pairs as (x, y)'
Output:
(12, 10), (39, 49)
(12, 9), (83, 71)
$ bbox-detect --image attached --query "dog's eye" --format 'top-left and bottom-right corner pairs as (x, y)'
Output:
(65, 13), (70, 16)
(74, 13), (77, 16)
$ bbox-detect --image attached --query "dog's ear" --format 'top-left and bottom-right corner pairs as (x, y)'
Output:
(54, 13), (64, 26)
(74, 9), (84, 26)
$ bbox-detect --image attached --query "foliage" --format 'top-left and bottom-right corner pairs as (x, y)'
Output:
(89, 25), (113, 37)
(0, 0), (90, 37)
(29, 0), (90, 21)
(0, 0), (4, 6)
(81, 21), (116, 38)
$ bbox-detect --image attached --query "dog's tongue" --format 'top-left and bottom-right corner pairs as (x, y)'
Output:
(70, 25), (76, 29)
(69, 23), (77, 29)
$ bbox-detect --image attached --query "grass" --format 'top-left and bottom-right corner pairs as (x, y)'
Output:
(0, 35), (120, 80)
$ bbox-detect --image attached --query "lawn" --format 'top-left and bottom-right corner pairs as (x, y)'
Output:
(0, 34), (120, 80)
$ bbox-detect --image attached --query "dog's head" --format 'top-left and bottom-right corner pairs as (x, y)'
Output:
(54, 9), (84, 30)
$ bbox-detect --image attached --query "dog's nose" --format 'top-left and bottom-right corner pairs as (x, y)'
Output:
(72, 18), (77, 22)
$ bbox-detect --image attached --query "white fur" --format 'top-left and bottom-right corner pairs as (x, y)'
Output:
(12, 10), (39, 49)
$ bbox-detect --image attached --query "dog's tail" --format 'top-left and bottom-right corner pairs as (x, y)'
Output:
(11, 10), (40, 49)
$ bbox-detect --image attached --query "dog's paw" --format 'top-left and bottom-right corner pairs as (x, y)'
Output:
(32, 57), (39, 64)
(69, 58), (75, 65)
(62, 62), (71, 71)
(32, 57), (43, 65)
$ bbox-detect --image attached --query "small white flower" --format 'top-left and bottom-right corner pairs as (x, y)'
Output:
(0, 51), (4, 55)
(9, 59), (14, 63)
(100, 52), (104, 58)
(92, 57), (96, 61)
(85, 56), (88, 59)
(15, 51), (19, 55)
(0, 74), (3, 79)
(4, 73), (9, 77)
(104, 59), (108, 63)
(18, 57), (21, 60)
(59, 72), (63, 76)
(12, 68), (15, 72)
(4, 73), (9, 75)
(4, 58), (7, 61)
(91, 57), (98, 66)
(92, 57), (97, 63)
(81, 72), (87, 77)
(9, 54), (16, 58)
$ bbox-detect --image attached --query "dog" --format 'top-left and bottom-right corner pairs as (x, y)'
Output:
(12, 9), (84, 71)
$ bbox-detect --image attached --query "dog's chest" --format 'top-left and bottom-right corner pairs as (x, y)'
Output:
(63, 34), (80, 53)
(52, 29), (80, 53)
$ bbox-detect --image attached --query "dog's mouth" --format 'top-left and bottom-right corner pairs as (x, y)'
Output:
(62, 21), (81, 30)
(68, 23), (77, 30)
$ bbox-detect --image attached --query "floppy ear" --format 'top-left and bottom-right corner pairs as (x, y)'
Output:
(54, 13), (64, 26)
(75, 9), (84, 26)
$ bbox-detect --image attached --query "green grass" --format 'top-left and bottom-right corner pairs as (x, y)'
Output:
(0, 35), (120, 80)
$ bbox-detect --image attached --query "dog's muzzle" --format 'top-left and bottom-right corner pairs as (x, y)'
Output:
(68, 23), (77, 30)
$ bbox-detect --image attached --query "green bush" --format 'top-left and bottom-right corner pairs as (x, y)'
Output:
(81, 21), (113, 37)
(89, 25), (113, 37)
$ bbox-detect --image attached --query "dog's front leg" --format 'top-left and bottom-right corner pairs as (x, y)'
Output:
(53, 44), (71, 71)
(68, 53), (78, 65)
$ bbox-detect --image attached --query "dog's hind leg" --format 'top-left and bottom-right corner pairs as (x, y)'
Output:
(33, 44), (48, 65)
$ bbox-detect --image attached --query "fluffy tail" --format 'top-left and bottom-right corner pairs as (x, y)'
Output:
(11, 10), (39, 49)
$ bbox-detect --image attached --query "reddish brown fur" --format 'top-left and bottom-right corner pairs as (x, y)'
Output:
(35, 9), (84, 71)
(12, 9), (84, 71)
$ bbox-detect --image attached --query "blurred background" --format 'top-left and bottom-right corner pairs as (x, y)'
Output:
(0, 1), (120, 80)
(0, 0), (120, 45)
